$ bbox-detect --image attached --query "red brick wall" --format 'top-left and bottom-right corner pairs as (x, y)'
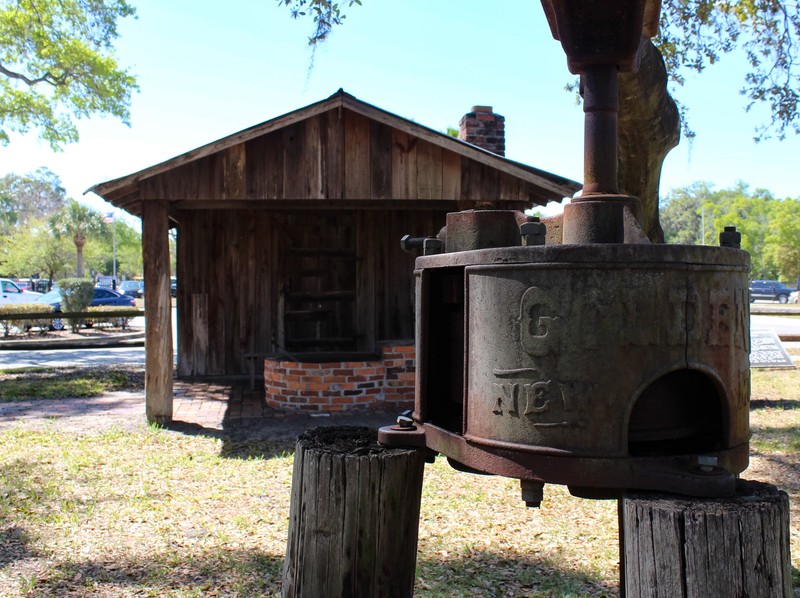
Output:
(263, 342), (415, 411)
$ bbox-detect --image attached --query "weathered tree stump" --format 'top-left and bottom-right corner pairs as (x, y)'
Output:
(621, 480), (792, 597)
(282, 426), (426, 598)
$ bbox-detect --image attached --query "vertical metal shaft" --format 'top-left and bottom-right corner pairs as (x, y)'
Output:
(582, 64), (619, 196)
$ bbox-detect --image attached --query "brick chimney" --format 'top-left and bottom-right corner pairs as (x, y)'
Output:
(458, 105), (505, 156)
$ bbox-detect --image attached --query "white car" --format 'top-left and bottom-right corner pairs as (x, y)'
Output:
(0, 278), (42, 305)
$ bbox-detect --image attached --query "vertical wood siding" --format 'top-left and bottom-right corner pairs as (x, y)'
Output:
(177, 207), (448, 376)
(140, 109), (535, 206)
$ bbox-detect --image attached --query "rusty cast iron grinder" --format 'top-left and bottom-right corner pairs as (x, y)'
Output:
(379, 0), (750, 506)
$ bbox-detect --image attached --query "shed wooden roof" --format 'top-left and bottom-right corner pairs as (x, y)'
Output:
(88, 90), (581, 217)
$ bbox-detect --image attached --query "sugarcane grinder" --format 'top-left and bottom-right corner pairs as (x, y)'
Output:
(378, 0), (750, 503)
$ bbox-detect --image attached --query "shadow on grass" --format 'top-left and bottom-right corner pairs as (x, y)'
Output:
(750, 398), (800, 410)
(159, 420), (296, 460)
(12, 549), (284, 597)
(415, 551), (617, 597)
(0, 525), (36, 568)
(14, 548), (615, 597)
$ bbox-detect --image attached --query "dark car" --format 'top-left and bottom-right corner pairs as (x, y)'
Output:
(748, 280), (796, 303)
(35, 287), (135, 330)
(119, 280), (144, 298)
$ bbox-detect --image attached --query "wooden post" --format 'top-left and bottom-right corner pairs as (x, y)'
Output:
(621, 480), (792, 597)
(142, 200), (173, 424)
(283, 426), (425, 598)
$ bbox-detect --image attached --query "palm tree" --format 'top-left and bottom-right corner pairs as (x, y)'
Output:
(49, 199), (104, 277)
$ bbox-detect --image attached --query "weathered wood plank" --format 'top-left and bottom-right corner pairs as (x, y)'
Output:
(621, 480), (792, 598)
(246, 132), (284, 198)
(222, 145), (246, 199)
(442, 151), (461, 200)
(416, 139), (443, 200)
(356, 211), (376, 352)
(303, 115), (323, 199)
(142, 200), (173, 423)
(391, 129), (417, 199)
(370, 121), (392, 200)
(344, 109), (370, 199)
(282, 427), (425, 598)
(190, 293), (208, 376)
(283, 121), (306, 199)
(323, 109), (344, 200)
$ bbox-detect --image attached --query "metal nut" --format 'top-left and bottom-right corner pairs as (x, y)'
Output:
(697, 455), (719, 472)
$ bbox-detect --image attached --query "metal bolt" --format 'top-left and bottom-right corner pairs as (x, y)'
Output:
(520, 219), (547, 246)
(400, 235), (425, 252)
(719, 226), (741, 249)
(697, 455), (718, 473)
(396, 409), (415, 428)
(423, 238), (443, 255)
(520, 480), (544, 508)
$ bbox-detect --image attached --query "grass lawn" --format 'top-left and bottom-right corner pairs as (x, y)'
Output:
(0, 368), (796, 596)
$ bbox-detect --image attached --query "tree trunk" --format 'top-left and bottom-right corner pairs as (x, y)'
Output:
(620, 480), (792, 597)
(283, 426), (425, 598)
(617, 40), (681, 243)
(74, 238), (85, 277)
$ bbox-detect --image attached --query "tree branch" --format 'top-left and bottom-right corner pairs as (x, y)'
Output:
(0, 63), (71, 87)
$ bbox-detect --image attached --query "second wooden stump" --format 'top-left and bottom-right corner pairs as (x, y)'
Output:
(621, 479), (792, 597)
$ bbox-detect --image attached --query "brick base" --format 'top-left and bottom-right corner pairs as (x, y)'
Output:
(263, 342), (415, 411)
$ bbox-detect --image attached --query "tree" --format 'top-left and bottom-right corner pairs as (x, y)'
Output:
(49, 199), (104, 277)
(763, 198), (800, 281)
(660, 182), (792, 279)
(3, 217), (71, 281)
(0, 167), (66, 227)
(0, 0), (138, 149)
(278, 1), (800, 243)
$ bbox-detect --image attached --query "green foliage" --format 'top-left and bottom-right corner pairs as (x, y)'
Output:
(0, 0), (138, 149)
(657, 0), (800, 140)
(57, 278), (93, 311)
(49, 199), (105, 277)
(57, 277), (93, 330)
(276, 0), (362, 45)
(280, 1), (800, 139)
(0, 168), (65, 229)
(660, 182), (800, 279)
(764, 199), (800, 280)
(2, 216), (71, 280)
(86, 305), (139, 329)
(0, 302), (51, 336)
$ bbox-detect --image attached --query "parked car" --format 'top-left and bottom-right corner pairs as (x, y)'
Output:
(119, 280), (144, 298)
(170, 277), (177, 297)
(790, 290), (800, 304)
(748, 280), (796, 303)
(0, 278), (42, 305)
(35, 286), (135, 330)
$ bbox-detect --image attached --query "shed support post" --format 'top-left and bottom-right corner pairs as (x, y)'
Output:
(142, 200), (173, 424)
(620, 480), (792, 597)
(283, 426), (425, 598)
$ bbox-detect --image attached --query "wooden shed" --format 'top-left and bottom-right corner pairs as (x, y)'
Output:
(90, 90), (581, 422)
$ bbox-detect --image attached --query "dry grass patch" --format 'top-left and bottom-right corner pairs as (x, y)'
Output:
(0, 367), (144, 402)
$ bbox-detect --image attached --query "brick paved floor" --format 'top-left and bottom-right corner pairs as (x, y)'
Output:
(0, 378), (398, 440)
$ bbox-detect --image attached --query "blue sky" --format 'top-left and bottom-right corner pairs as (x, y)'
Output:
(0, 0), (796, 223)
